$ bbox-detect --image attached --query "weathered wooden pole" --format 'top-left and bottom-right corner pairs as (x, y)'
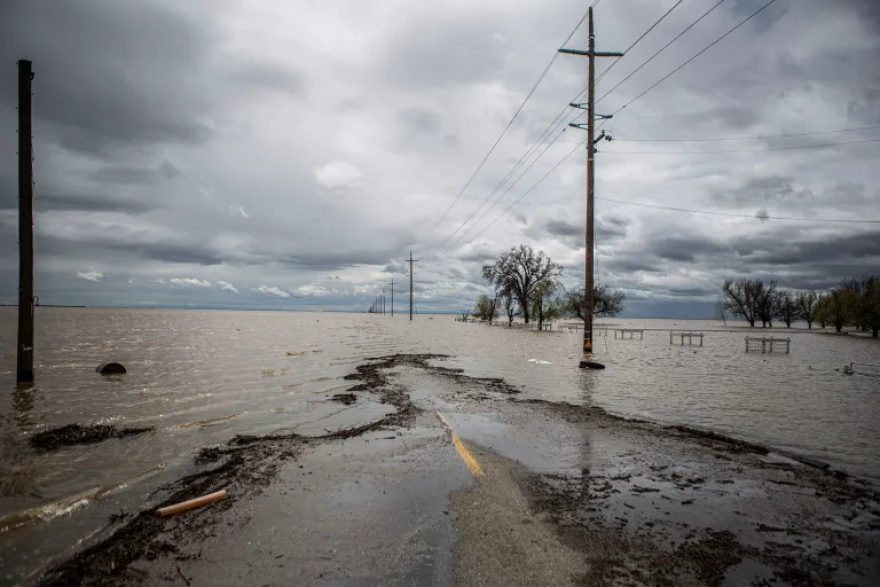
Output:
(407, 251), (418, 321)
(17, 60), (35, 385)
(559, 8), (622, 368)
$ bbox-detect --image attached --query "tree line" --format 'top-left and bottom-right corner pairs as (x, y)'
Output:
(465, 245), (626, 330)
(720, 276), (880, 337)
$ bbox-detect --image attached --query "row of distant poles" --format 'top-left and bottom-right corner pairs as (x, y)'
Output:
(368, 252), (419, 320)
(11, 9), (615, 382)
(16, 60), (35, 385)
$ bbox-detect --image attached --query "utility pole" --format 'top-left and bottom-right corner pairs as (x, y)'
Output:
(381, 289), (386, 315)
(407, 251), (418, 321)
(559, 7), (622, 364)
(17, 60), (35, 385)
(389, 278), (394, 317)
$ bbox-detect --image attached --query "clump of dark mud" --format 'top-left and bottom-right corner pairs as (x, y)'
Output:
(37, 354), (436, 586)
(356, 353), (521, 395)
(30, 424), (155, 450)
(517, 398), (880, 586)
(330, 392), (357, 405)
(39, 438), (298, 587)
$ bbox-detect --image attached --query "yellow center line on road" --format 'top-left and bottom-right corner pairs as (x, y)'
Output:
(436, 412), (484, 477)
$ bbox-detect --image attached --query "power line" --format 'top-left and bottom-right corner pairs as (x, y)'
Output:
(602, 136), (880, 154)
(426, 118), (577, 261)
(432, 138), (588, 265)
(422, 0), (688, 264)
(414, 6), (592, 253)
(596, 0), (689, 86)
(595, 0), (726, 107)
(614, 124), (880, 142)
(421, 95), (587, 263)
(610, 0), (780, 117)
(427, 125), (571, 263)
(596, 196), (880, 224)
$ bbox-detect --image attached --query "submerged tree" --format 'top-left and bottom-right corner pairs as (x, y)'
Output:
(531, 280), (562, 331)
(850, 275), (880, 337)
(562, 285), (626, 320)
(777, 290), (797, 328)
(827, 282), (859, 333)
(481, 245), (562, 324)
(502, 293), (519, 327)
(721, 279), (758, 327)
(756, 281), (779, 328)
(472, 294), (497, 323)
(721, 279), (778, 327)
(795, 290), (819, 329)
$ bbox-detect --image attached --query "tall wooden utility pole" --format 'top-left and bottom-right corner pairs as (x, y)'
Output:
(381, 289), (386, 315)
(389, 278), (394, 317)
(407, 251), (418, 321)
(17, 60), (35, 385)
(559, 7), (622, 364)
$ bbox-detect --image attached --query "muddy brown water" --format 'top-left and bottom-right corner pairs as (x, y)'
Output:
(0, 308), (878, 583)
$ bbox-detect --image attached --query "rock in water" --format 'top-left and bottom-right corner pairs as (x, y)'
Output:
(579, 360), (605, 370)
(96, 362), (126, 375)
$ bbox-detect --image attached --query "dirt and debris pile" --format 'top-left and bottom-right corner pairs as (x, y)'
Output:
(30, 424), (155, 450)
(37, 354), (435, 586)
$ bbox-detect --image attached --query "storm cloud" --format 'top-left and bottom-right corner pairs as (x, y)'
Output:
(0, 0), (877, 313)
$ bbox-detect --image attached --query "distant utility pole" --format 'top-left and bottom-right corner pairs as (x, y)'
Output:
(389, 278), (394, 317)
(17, 60), (35, 385)
(381, 289), (386, 315)
(559, 7), (622, 362)
(407, 251), (419, 321)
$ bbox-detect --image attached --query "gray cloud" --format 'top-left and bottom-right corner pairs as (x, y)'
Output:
(0, 0), (877, 314)
(89, 160), (182, 186)
(0, 0), (216, 154)
(380, 13), (507, 90)
(227, 61), (304, 95)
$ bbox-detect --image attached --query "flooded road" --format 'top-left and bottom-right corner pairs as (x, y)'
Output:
(0, 308), (878, 584)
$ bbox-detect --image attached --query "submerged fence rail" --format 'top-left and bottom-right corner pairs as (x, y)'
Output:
(745, 337), (791, 354)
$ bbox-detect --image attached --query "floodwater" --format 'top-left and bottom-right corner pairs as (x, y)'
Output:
(0, 308), (878, 582)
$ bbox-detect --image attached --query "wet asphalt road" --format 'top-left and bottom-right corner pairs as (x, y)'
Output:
(35, 356), (880, 586)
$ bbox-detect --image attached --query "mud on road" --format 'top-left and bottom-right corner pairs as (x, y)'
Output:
(33, 354), (880, 586)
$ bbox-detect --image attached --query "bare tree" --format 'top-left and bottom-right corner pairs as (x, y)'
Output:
(863, 275), (880, 338)
(795, 291), (819, 329)
(777, 289), (796, 328)
(488, 294), (498, 325)
(532, 280), (561, 331)
(756, 281), (779, 328)
(816, 292), (830, 329)
(459, 308), (470, 321)
(563, 285), (626, 320)
(828, 281), (859, 333)
(850, 275), (880, 337)
(503, 293), (519, 327)
(472, 294), (497, 322)
(721, 279), (758, 327)
(482, 245), (562, 324)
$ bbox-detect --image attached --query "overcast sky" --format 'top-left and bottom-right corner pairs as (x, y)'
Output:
(1, 0), (878, 315)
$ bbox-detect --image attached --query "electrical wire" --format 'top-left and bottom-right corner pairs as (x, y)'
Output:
(595, 0), (689, 86)
(414, 6), (592, 254)
(596, 0), (726, 106)
(612, 124), (880, 142)
(427, 124), (572, 263)
(426, 115), (580, 260)
(422, 0), (687, 264)
(431, 138), (588, 265)
(609, 0), (779, 116)
(601, 136), (880, 154)
(595, 196), (880, 224)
